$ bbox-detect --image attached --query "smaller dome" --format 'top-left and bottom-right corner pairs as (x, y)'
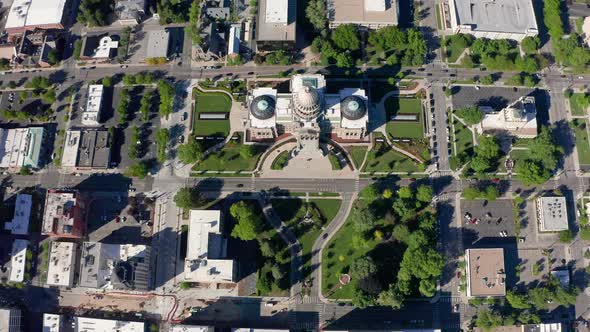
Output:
(340, 95), (367, 120)
(296, 86), (321, 109)
(250, 95), (275, 120)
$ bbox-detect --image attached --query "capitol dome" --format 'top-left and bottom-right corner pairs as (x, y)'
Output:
(250, 95), (276, 120)
(340, 95), (367, 120)
(293, 86), (323, 121)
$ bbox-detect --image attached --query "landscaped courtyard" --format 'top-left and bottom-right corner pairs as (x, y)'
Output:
(363, 140), (426, 173)
(192, 134), (265, 172)
(345, 146), (368, 170)
(193, 89), (232, 137)
(449, 115), (474, 170)
(384, 96), (424, 139)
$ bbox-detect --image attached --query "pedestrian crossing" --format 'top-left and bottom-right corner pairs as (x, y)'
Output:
(297, 296), (319, 304)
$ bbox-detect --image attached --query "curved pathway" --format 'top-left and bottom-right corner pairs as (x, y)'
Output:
(310, 193), (356, 303)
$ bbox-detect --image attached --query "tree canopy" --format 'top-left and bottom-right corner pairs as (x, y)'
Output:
(173, 187), (203, 209)
(230, 201), (263, 241)
(306, 0), (327, 31)
(78, 0), (111, 27)
(331, 24), (361, 51)
(457, 105), (483, 125)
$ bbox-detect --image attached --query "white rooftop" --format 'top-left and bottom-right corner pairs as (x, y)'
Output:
(47, 241), (76, 287)
(0, 128), (32, 168)
(62, 131), (81, 167)
(42, 191), (77, 235)
(365, 0), (387, 11)
(265, 0), (288, 23)
(0, 308), (21, 332)
(82, 85), (104, 126)
(43, 313), (63, 332)
(92, 36), (118, 59)
(10, 239), (28, 283)
(184, 210), (234, 283)
(479, 96), (537, 138)
(74, 316), (144, 332)
(4, 194), (32, 235)
(228, 25), (241, 56)
(536, 196), (568, 232)
(451, 0), (538, 35)
(6, 0), (66, 29)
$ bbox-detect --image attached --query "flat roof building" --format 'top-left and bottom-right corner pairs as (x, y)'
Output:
(447, 0), (538, 41)
(256, 0), (296, 51)
(5, 0), (67, 35)
(474, 323), (562, 332)
(43, 314), (145, 332)
(79, 242), (151, 290)
(536, 196), (568, 232)
(61, 129), (111, 170)
(9, 239), (28, 283)
(43, 313), (63, 332)
(4, 194), (32, 235)
(171, 326), (214, 332)
(82, 85), (104, 126)
(46, 241), (77, 288)
(115, 0), (147, 25)
(0, 127), (45, 170)
(146, 29), (170, 59)
(327, 0), (399, 29)
(477, 96), (538, 138)
(228, 25), (241, 57)
(42, 190), (88, 238)
(184, 210), (234, 283)
(465, 248), (506, 298)
(0, 308), (21, 332)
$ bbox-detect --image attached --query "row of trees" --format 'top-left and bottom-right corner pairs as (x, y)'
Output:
(462, 38), (541, 73)
(77, 0), (112, 27)
(544, 0), (590, 67)
(368, 26), (428, 67)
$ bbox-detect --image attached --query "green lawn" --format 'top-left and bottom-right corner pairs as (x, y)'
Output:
(384, 97), (424, 139)
(363, 142), (426, 173)
(572, 120), (590, 165)
(270, 198), (342, 279)
(192, 142), (265, 171)
(346, 146), (368, 170)
(450, 117), (474, 170)
(569, 93), (589, 116)
(435, 4), (443, 30)
(322, 203), (379, 299)
(271, 150), (290, 170)
(444, 37), (467, 63)
(193, 90), (232, 137)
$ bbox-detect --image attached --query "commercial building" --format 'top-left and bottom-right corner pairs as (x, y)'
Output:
(0, 127), (45, 170)
(82, 85), (104, 126)
(465, 248), (506, 298)
(61, 129), (111, 170)
(9, 239), (28, 283)
(42, 314), (144, 332)
(474, 323), (562, 332)
(536, 196), (568, 232)
(0, 308), (21, 332)
(4, 194), (32, 235)
(5, 0), (67, 35)
(477, 96), (538, 138)
(327, 0), (399, 29)
(80, 34), (119, 62)
(256, 0), (296, 51)
(228, 24), (241, 57)
(184, 210), (234, 283)
(115, 0), (147, 25)
(146, 29), (170, 59)
(46, 241), (77, 288)
(42, 190), (88, 238)
(246, 74), (369, 148)
(446, 0), (538, 41)
(79, 242), (151, 290)
(171, 326), (214, 332)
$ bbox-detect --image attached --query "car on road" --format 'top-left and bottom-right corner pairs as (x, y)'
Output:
(453, 304), (460, 312)
(182, 112), (188, 121)
(464, 212), (472, 221)
(474, 85), (480, 90)
(236, 183), (244, 188)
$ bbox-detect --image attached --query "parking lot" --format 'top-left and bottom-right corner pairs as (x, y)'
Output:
(461, 199), (516, 245)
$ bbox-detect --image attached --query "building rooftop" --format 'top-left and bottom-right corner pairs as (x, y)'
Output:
(0, 308), (21, 332)
(327, 0), (398, 26)
(74, 316), (144, 332)
(9, 239), (28, 283)
(256, 0), (296, 42)
(146, 29), (170, 58)
(115, 0), (146, 21)
(451, 0), (538, 35)
(42, 191), (85, 237)
(4, 194), (31, 235)
(479, 96), (537, 137)
(184, 210), (234, 283)
(47, 241), (77, 287)
(82, 85), (104, 126)
(466, 248), (506, 297)
(536, 196), (568, 232)
(43, 313), (63, 332)
(62, 129), (111, 169)
(0, 127), (44, 169)
(5, 0), (66, 30)
(171, 326), (214, 332)
(79, 242), (150, 290)
(228, 25), (241, 56)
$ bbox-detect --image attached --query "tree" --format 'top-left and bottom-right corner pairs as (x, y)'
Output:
(177, 140), (204, 164)
(516, 159), (551, 186)
(270, 264), (283, 280)
(377, 285), (403, 309)
(398, 186), (413, 199)
(521, 36), (540, 54)
(149, 323), (159, 332)
(457, 105), (483, 125)
(125, 162), (149, 179)
(393, 224), (410, 243)
(157, 80), (174, 118)
(350, 206), (377, 233)
(306, 0), (327, 31)
(419, 278), (437, 297)
(515, 55), (540, 74)
(47, 49), (61, 65)
(471, 155), (493, 174)
(73, 40), (82, 60)
(475, 309), (504, 332)
(480, 75), (494, 85)
(187, 0), (202, 45)
(392, 199), (416, 221)
(350, 256), (377, 280)
(174, 187), (202, 210)
(360, 184), (380, 203)
(543, 0), (564, 39)
(528, 126), (562, 170)
(259, 240), (274, 257)
(230, 201), (263, 241)
(412, 185), (431, 203)
(102, 76), (112, 87)
(475, 135), (500, 160)
(77, 0), (111, 27)
(19, 166), (32, 176)
(239, 144), (255, 159)
(157, 0), (189, 24)
(506, 290), (531, 309)
(351, 287), (377, 309)
(336, 53), (354, 68)
(331, 24), (360, 51)
(558, 229), (574, 243)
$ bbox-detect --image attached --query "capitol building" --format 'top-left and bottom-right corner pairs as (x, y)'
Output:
(246, 74), (369, 154)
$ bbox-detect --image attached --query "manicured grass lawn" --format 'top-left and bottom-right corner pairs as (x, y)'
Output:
(270, 198), (342, 278)
(444, 37), (467, 63)
(271, 150), (290, 170)
(384, 97), (424, 139)
(508, 149), (531, 164)
(569, 93), (589, 116)
(322, 203), (379, 299)
(193, 90), (232, 137)
(450, 116), (474, 170)
(346, 146), (368, 169)
(192, 142), (265, 171)
(572, 120), (590, 165)
(363, 142), (426, 173)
